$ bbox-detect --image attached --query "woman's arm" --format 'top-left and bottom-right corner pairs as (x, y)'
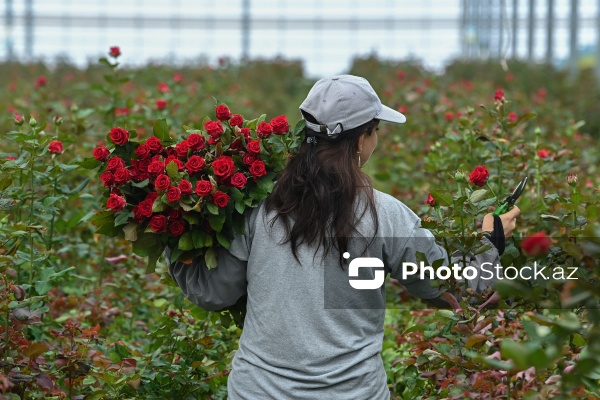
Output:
(165, 206), (259, 311)
(165, 245), (247, 311)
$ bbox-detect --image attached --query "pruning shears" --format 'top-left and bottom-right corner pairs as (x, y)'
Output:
(493, 176), (528, 216)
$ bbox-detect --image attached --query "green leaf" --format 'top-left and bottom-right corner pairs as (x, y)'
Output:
(146, 246), (162, 274)
(206, 202), (219, 215)
(235, 201), (245, 214)
(64, 178), (90, 195)
(430, 189), (453, 207)
(35, 280), (52, 295)
(209, 213), (226, 231)
(292, 119), (306, 136)
(132, 232), (160, 256)
(0, 176), (13, 190)
(506, 112), (537, 129)
(571, 192), (584, 206)
(131, 179), (149, 188)
(402, 323), (428, 335)
(166, 161), (179, 179)
(89, 210), (115, 227)
(178, 232), (194, 251)
(500, 339), (529, 370)
(205, 248), (218, 269)
(77, 157), (102, 170)
(257, 176), (274, 193)
(114, 210), (133, 227)
(153, 118), (171, 142)
(123, 223), (139, 241)
(216, 232), (231, 248)
(192, 229), (206, 248)
(469, 189), (488, 204)
(152, 198), (167, 213)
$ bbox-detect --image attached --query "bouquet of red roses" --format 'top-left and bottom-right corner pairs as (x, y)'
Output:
(83, 105), (304, 272)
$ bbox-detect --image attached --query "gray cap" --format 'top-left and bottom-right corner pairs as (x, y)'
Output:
(299, 74), (406, 138)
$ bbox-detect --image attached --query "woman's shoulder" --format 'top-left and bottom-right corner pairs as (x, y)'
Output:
(372, 189), (421, 233)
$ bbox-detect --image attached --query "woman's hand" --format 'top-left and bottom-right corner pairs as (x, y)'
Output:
(482, 206), (520, 238)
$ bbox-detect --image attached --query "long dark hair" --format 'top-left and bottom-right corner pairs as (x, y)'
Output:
(265, 112), (379, 266)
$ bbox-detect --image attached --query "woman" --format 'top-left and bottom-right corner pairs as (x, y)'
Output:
(167, 75), (519, 399)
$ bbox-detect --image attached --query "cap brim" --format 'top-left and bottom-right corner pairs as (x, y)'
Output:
(376, 104), (406, 124)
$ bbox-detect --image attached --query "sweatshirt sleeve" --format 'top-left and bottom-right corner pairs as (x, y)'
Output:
(165, 206), (259, 311)
(165, 244), (247, 311)
(388, 218), (502, 298)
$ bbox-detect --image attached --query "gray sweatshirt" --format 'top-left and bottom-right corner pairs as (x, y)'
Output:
(166, 189), (500, 399)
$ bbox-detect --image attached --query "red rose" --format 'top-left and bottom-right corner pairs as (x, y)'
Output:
(100, 171), (115, 187)
(230, 172), (248, 189)
(494, 89), (505, 102)
(146, 136), (163, 153)
(246, 139), (261, 154)
(148, 160), (164, 174)
(521, 232), (551, 257)
(425, 193), (435, 206)
(165, 156), (185, 172)
(208, 137), (220, 146)
(135, 144), (151, 160)
(169, 209), (181, 220)
(109, 46), (121, 57)
(240, 128), (251, 140)
(469, 165), (489, 187)
(109, 127), (130, 145)
(150, 215), (167, 233)
(169, 219), (186, 236)
(176, 140), (190, 158)
(156, 99), (167, 110)
(139, 199), (153, 218)
(166, 186), (181, 202)
(158, 82), (169, 93)
(508, 112), (518, 122)
(185, 155), (206, 173)
(195, 180), (213, 197)
(132, 205), (145, 223)
(146, 192), (160, 202)
(204, 120), (224, 138)
(230, 138), (243, 151)
(13, 112), (24, 126)
(94, 145), (110, 161)
(48, 140), (64, 154)
(187, 133), (206, 151)
(134, 171), (150, 183)
(230, 114), (244, 127)
(113, 168), (131, 185)
(107, 193), (126, 212)
(243, 153), (258, 165)
(444, 112), (454, 122)
(566, 173), (578, 187)
(154, 174), (171, 191)
(215, 104), (232, 121)
(179, 179), (193, 196)
(270, 115), (289, 135)
(249, 160), (267, 179)
(36, 75), (47, 88)
(212, 155), (235, 180)
(107, 156), (125, 171)
(257, 122), (273, 138)
(212, 190), (230, 208)
(114, 107), (130, 117)
(537, 149), (551, 159)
